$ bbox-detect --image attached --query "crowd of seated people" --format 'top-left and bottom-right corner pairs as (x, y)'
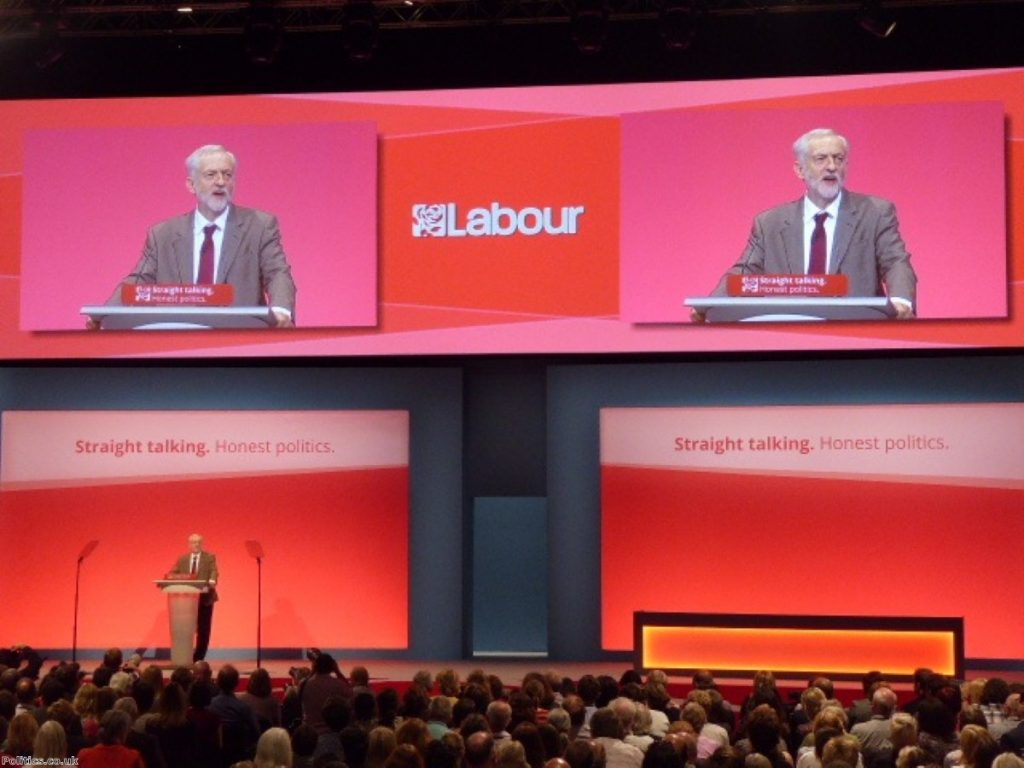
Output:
(4, 649), (1024, 768)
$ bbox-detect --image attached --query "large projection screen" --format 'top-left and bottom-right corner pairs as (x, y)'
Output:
(0, 410), (409, 652)
(0, 67), (1021, 358)
(600, 403), (1024, 662)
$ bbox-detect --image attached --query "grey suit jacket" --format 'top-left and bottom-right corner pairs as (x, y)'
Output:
(173, 550), (219, 605)
(110, 206), (297, 316)
(713, 191), (917, 306)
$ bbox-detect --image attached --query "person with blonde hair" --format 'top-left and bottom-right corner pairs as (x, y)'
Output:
(33, 719), (68, 760)
(821, 734), (861, 768)
(3, 712), (39, 760)
(255, 726), (294, 768)
(992, 755), (1024, 768)
(889, 714), (917, 754)
(498, 740), (533, 768)
(952, 725), (998, 768)
(368, 726), (399, 768)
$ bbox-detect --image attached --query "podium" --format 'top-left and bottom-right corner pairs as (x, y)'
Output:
(81, 305), (275, 330)
(154, 579), (210, 667)
(685, 296), (896, 323)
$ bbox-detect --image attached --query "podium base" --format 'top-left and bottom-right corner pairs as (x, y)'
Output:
(685, 296), (895, 323)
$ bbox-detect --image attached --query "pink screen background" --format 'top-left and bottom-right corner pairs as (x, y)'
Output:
(20, 121), (379, 331)
(620, 101), (1007, 322)
(1, 69), (1022, 356)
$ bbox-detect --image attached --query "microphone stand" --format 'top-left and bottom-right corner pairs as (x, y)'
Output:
(245, 540), (265, 668)
(72, 540), (99, 664)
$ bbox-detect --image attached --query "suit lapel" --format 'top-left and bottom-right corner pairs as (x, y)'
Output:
(218, 207), (244, 282)
(831, 192), (859, 273)
(174, 213), (195, 283)
(780, 200), (804, 273)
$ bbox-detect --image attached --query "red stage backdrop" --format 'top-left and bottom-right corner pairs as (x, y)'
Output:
(600, 403), (1024, 661)
(0, 410), (409, 650)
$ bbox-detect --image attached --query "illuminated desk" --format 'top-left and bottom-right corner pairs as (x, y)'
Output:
(634, 612), (963, 681)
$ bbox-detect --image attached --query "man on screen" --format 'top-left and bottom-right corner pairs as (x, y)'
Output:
(98, 144), (296, 327)
(173, 533), (219, 662)
(694, 128), (916, 321)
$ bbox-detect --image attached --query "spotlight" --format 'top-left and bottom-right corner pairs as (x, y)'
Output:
(571, 0), (609, 55)
(245, 0), (284, 65)
(658, 0), (703, 51)
(857, 1), (896, 39)
(342, 0), (379, 62)
(32, 1), (66, 69)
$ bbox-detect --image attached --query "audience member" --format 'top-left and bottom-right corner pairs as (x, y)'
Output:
(590, 707), (644, 768)
(367, 724), (398, 768)
(342, 723), (371, 768)
(186, 678), (223, 768)
(466, 730), (497, 768)
(241, 668), (283, 732)
(428, 694), (454, 740)
(851, 687), (898, 768)
(991, 695), (1022, 742)
(211, 664), (261, 764)
(77, 709), (145, 768)
(3, 711), (39, 760)
(32, 718), (68, 760)
(565, 740), (607, 768)
(115, 695), (167, 768)
(148, 681), (199, 768)
(255, 726), (294, 768)
(302, 655), (354, 735)
(291, 723), (319, 768)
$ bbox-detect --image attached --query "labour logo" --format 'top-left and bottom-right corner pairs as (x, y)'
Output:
(412, 204), (447, 237)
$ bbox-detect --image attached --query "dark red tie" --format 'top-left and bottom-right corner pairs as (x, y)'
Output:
(808, 211), (828, 274)
(197, 224), (217, 284)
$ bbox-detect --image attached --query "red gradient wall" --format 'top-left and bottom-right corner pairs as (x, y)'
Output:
(0, 410), (409, 650)
(600, 404), (1024, 660)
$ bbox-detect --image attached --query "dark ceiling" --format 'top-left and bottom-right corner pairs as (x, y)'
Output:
(1, 0), (1022, 97)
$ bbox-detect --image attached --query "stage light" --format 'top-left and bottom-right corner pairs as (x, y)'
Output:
(343, 0), (379, 62)
(658, 0), (703, 51)
(571, 0), (609, 54)
(32, 1), (66, 69)
(245, 0), (284, 66)
(857, 0), (896, 38)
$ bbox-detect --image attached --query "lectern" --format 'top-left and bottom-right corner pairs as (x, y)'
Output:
(154, 578), (210, 667)
(684, 296), (896, 322)
(82, 305), (275, 330)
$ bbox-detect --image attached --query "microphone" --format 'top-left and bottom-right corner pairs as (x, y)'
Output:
(245, 540), (265, 560)
(77, 540), (99, 563)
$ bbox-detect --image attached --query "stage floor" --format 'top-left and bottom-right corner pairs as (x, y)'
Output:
(172, 658), (1024, 699)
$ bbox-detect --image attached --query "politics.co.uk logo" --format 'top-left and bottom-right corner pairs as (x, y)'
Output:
(412, 201), (585, 238)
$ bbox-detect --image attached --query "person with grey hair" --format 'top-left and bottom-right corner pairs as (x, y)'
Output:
(172, 533), (219, 662)
(850, 687), (898, 768)
(699, 127), (917, 321)
(489, 700), (514, 742)
(100, 143), (297, 328)
(990, 694), (1022, 741)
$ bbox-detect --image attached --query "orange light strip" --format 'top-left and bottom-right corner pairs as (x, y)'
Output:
(642, 626), (956, 676)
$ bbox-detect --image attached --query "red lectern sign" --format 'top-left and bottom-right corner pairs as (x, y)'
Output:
(121, 284), (235, 306)
(726, 274), (850, 297)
